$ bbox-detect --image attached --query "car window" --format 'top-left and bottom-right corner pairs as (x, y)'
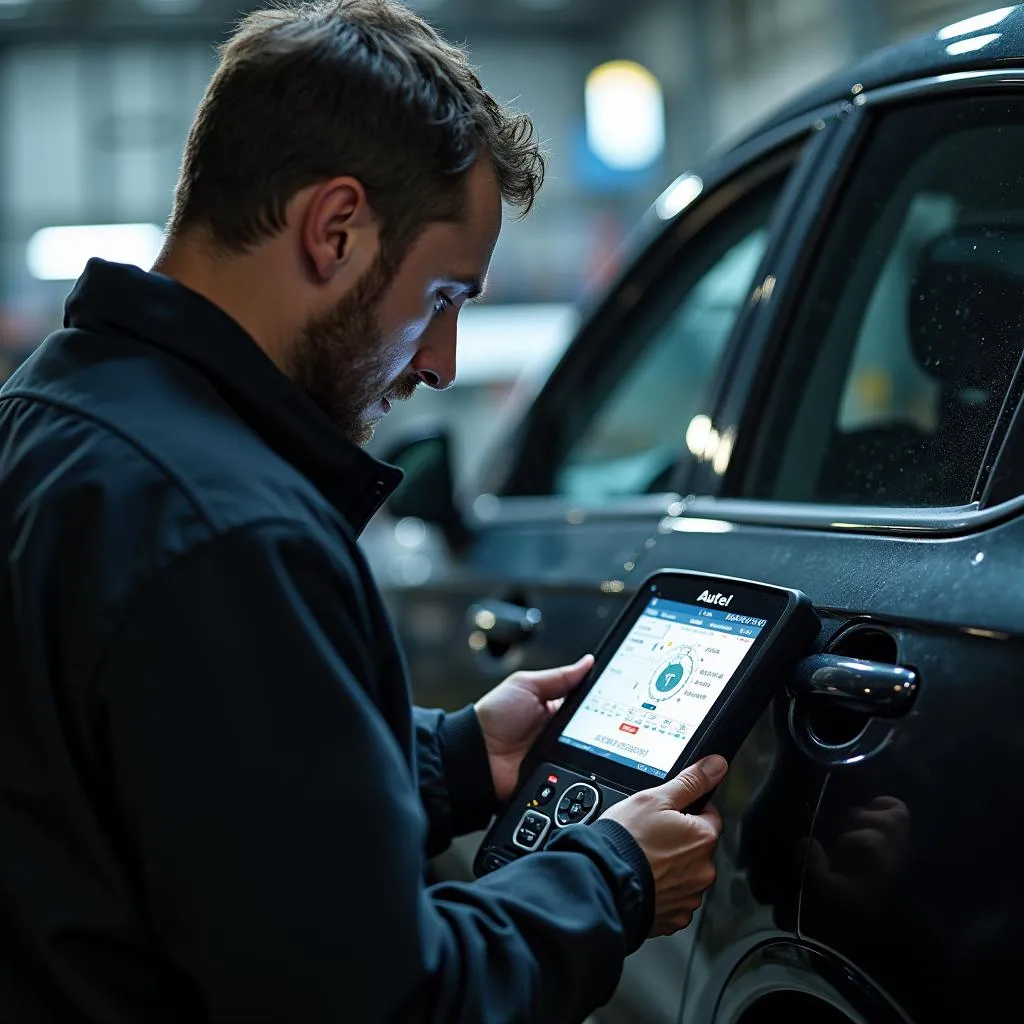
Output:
(499, 164), (796, 501)
(555, 227), (769, 501)
(741, 96), (1024, 508)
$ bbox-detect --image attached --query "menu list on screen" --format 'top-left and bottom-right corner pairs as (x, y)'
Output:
(558, 597), (767, 778)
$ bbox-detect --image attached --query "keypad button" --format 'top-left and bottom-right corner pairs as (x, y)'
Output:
(480, 851), (510, 873)
(555, 783), (601, 827)
(512, 809), (551, 851)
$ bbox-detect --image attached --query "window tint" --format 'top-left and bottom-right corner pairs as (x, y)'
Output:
(545, 175), (789, 502)
(742, 97), (1024, 508)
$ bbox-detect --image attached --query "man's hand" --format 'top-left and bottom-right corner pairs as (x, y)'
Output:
(474, 655), (594, 802)
(601, 756), (728, 936)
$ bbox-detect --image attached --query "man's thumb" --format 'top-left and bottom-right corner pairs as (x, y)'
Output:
(661, 755), (728, 809)
(517, 654), (594, 700)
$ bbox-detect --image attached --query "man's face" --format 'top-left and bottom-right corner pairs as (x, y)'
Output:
(290, 161), (502, 446)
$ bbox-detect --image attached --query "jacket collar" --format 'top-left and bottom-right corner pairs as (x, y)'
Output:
(64, 259), (403, 535)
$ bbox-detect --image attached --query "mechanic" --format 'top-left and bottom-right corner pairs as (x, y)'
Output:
(0, 1), (727, 1021)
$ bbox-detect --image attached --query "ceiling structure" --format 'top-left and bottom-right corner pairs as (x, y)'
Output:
(0, 0), (652, 44)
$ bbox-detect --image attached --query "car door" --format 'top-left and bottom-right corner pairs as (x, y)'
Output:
(621, 76), (1024, 1024)
(368, 113), (825, 1024)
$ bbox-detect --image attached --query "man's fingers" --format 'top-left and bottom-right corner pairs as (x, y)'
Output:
(514, 655), (594, 700)
(658, 756), (728, 810)
(697, 803), (722, 835)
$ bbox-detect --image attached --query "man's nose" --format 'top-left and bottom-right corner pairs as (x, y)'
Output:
(412, 318), (458, 390)
(416, 368), (449, 390)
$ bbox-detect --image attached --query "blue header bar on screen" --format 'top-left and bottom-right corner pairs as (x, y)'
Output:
(645, 597), (767, 638)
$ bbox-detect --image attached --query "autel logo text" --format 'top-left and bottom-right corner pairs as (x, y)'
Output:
(697, 590), (734, 608)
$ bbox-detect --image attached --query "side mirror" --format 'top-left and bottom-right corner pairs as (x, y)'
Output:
(382, 428), (470, 551)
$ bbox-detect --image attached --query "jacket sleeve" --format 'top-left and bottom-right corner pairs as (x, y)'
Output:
(92, 519), (653, 1024)
(413, 704), (498, 857)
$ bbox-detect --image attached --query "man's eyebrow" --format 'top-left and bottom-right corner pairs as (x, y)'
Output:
(451, 276), (486, 301)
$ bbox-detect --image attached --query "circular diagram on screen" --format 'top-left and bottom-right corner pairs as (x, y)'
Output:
(648, 649), (695, 701)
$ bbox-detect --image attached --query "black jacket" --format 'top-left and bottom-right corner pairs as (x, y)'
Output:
(0, 260), (652, 1023)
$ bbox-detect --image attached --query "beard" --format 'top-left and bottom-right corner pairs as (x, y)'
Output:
(288, 253), (420, 447)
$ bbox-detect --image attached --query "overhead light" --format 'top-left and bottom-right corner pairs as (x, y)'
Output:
(945, 32), (1002, 55)
(585, 60), (665, 172)
(655, 173), (703, 220)
(27, 223), (165, 281)
(937, 7), (1014, 40)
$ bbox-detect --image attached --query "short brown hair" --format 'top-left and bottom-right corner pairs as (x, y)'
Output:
(169, 0), (544, 260)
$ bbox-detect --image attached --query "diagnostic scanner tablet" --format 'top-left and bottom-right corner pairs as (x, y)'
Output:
(473, 570), (819, 877)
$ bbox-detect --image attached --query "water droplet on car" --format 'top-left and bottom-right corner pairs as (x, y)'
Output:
(971, 551), (985, 566)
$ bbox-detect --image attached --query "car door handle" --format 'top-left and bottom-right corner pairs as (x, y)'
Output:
(790, 654), (919, 718)
(468, 600), (543, 647)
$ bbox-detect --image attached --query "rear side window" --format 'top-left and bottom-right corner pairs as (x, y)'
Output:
(500, 160), (799, 500)
(554, 223), (770, 501)
(741, 96), (1024, 507)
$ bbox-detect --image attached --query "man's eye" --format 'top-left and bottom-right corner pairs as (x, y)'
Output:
(433, 292), (453, 315)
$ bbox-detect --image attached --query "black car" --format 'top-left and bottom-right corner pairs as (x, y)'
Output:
(365, 8), (1024, 1023)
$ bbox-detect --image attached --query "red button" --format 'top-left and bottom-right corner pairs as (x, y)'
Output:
(619, 723), (639, 735)
(547, 774), (559, 784)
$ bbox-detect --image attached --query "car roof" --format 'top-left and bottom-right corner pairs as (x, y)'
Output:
(756, 4), (1024, 135)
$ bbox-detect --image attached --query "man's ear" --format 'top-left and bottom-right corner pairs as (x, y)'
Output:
(300, 176), (378, 283)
